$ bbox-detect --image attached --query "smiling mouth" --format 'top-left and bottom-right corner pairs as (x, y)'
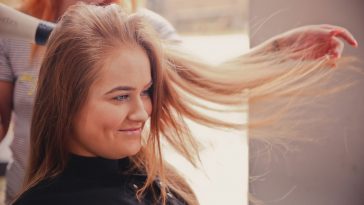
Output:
(118, 128), (142, 135)
(119, 128), (141, 132)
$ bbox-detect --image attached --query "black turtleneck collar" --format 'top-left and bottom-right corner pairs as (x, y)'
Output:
(63, 154), (131, 179)
(13, 154), (188, 205)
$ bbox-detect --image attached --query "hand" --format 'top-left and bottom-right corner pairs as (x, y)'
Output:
(272, 24), (358, 60)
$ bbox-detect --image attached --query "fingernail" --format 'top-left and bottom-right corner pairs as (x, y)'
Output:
(354, 40), (359, 47)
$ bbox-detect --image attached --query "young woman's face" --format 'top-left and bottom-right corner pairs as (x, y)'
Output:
(68, 46), (153, 159)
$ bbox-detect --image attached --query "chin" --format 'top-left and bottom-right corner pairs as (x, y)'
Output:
(113, 145), (142, 159)
(125, 145), (142, 156)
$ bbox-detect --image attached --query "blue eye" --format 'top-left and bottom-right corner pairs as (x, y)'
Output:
(113, 95), (129, 101)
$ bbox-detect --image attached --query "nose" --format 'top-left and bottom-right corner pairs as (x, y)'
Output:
(128, 97), (150, 122)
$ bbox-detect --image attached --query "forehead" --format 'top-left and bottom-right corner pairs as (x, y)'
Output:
(93, 46), (152, 88)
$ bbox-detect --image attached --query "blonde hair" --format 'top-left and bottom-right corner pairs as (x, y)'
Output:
(17, 3), (353, 205)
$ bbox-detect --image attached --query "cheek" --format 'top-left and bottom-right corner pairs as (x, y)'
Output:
(95, 104), (128, 128)
(78, 102), (127, 134)
(145, 99), (153, 116)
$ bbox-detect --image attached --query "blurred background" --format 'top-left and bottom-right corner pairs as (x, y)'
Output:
(249, 1), (364, 205)
(1, 0), (364, 205)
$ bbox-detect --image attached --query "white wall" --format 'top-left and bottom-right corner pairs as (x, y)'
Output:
(249, 0), (364, 205)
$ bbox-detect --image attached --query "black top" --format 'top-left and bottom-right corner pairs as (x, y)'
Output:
(13, 155), (187, 205)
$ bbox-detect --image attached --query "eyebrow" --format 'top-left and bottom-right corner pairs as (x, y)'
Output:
(105, 81), (153, 95)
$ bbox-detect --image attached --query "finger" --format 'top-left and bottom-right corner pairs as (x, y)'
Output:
(320, 24), (336, 29)
(321, 24), (347, 32)
(320, 24), (343, 32)
(328, 38), (344, 59)
(319, 24), (358, 47)
(329, 28), (358, 47)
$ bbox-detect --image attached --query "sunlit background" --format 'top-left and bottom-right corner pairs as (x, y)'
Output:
(143, 2), (250, 205)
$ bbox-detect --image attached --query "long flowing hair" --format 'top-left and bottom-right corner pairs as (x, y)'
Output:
(17, 3), (353, 205)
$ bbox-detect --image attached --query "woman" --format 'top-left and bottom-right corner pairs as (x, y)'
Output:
(10, 2), (358, 205)
(0, 0), (185, 204)
(11, 3), (197, 204)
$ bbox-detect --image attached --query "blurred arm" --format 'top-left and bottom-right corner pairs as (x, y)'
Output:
(0, 81), (13, 142)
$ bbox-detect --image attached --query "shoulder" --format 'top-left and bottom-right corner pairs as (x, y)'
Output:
(12, 178), (64, 205)
(0, 38), (31, 49)
(0, 37), (32, 61)
(0, 38), (33, 71)
(0, 38), (9, 54)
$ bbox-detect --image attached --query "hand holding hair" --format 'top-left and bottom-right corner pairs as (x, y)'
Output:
(268, 24), (358, 60)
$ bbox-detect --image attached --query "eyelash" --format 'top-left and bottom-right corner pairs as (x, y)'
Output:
(113, 87), (152, 102)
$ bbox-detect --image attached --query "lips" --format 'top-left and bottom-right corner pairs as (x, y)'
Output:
(119, 128), (141, 132)
(118, 127), (142, 136)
